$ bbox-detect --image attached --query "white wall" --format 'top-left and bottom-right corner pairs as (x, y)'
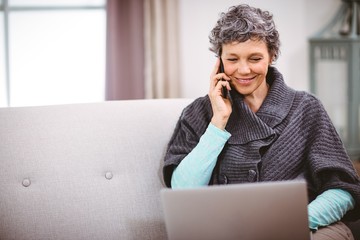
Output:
(178, 0), (341, 98)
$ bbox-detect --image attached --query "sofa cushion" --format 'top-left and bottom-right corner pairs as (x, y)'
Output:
(0, 99), (192, 240)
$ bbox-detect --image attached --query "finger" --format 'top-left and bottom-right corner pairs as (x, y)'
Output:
(211, 58), (221, 77)
(210, 75), (230, 93)
(214, 79), (231, 95)
(224, 80), (232, 90)
(210, 75), (226, 91)
(219, 80), (231, 90)
(210, 59), (221, 88)
(219, 81), (232, 99)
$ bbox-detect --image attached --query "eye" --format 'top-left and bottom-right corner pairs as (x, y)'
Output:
(249, 57), (262, 62)
(226, 58), (237, 62)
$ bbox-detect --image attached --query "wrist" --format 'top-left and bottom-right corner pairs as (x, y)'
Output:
(211, 116), (228, 130)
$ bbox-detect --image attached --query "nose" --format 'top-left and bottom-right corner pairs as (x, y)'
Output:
(237, 62), (251, 75)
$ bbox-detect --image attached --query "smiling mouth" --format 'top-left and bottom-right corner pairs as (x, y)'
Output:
(234, 76), (256, 83)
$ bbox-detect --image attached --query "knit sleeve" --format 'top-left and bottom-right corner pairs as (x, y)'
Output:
(304, 95), (360, 221)
(163, 97), (213, 187)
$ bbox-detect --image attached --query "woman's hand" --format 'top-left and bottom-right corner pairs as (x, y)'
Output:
(209, 58), (232, 130)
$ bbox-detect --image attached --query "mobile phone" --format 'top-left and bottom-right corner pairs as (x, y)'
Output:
(219, 57), (228, 98)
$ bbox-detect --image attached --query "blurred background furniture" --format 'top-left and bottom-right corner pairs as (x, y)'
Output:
(309, 0), (360, 161)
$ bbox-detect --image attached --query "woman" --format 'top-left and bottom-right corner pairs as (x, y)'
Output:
(163, 4), (360, 240)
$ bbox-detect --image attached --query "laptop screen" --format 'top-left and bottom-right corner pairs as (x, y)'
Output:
(161, 180), (310, 240)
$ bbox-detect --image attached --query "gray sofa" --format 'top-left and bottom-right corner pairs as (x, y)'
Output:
(1, 98), (359, 240)
(0, 99), (191, 240)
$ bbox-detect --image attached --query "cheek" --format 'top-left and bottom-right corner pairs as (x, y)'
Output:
(252, 63), (269, 74)
(225, 65), (238, 75)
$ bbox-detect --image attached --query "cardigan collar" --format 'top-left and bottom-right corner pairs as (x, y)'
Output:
(226, 67), (296, 144)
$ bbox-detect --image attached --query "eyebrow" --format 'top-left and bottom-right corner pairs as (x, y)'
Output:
(225, 52), (264, 57)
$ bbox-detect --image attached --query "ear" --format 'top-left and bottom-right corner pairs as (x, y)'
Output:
(269, 54), (275, 65)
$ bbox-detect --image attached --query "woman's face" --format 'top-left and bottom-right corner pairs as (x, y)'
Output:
(221, 39), (272, 98)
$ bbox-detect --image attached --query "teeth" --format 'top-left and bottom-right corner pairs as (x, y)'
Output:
(236, 76), (255, 81)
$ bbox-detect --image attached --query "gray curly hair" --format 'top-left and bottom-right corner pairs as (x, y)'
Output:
(209, 4), (280, 61)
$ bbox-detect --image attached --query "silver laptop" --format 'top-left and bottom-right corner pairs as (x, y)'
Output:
(160, 180), (310, 240)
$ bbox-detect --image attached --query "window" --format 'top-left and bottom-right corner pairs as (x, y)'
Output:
(1, 0), (106, 107)
(0, 8), (6, 107)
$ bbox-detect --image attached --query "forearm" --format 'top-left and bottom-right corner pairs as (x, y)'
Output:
(308, 189), (355, 230)
(171, 123), (231, 188)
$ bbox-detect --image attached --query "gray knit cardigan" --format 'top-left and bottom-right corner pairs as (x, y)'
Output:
(163, 67), (360, 220)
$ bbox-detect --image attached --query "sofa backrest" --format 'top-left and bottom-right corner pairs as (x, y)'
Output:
(0, 99), (192, 240)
